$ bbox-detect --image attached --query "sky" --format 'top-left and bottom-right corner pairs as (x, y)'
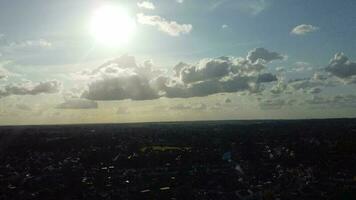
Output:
(0, 0), (356, 125)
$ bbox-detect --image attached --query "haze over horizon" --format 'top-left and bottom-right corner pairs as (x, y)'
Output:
(0, 0), (356, 125)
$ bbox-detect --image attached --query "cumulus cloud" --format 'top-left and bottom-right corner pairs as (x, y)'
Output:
(222, 24), (229, 29)
(165, 55), (279, 98)
(80, 55), (162, 101)
(0, 80), (61, 99)
(137, 13), (193, 36)
(291, 24), (319, 35)
(247, 48), (284, 63)
(326, 53), (356, 83)
(175, 57), (232, 83)
(78, 49), (280, 101)
(176, 0), (184, 3)
(56, 99), (98, 109)
(174, 54), (277, 85)
(137, 1), (155, 10)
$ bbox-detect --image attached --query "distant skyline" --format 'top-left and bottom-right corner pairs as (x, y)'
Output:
(0, 0), (356, 125)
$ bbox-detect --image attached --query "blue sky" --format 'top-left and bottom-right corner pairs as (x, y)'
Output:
(0, 0), (356, 125)
(1, 0), (356, 65)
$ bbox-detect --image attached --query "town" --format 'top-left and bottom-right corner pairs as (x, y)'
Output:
(0, 119), (356, 199)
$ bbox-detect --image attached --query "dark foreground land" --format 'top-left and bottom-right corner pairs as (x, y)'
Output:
(0, 119), (356, 200)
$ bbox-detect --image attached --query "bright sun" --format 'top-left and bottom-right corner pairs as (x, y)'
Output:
(90, 5), (136, 46)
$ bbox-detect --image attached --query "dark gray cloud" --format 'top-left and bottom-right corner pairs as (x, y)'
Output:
(82, 76), (159, 101)
(308, 87), (322, 94)
(177, 58), (231, 83)
(163, 75), (259, 98)
(257, 73), (277, 83)
(0, 80), (61, 99)
(259, 99), (286, 110)
(326, 53), (356, 82)
(56, 99), (98, 109)
(305, 94), (356, 107)
(16, 104), (32, 111)
(225, 98), (232, 103)
(247, 48), (284, 63)
(169, 103), (207, 111)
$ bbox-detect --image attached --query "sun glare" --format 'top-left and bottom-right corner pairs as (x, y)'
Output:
(90, 5), (136, 46)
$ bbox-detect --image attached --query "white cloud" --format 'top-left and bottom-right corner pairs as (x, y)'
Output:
(176, 0), (184, 3)
(137, 1), (155, 10)
(291, 24), (319, 35)
(293, 62), (313, 72)
(222, 24), (229, 29)
(137, 13), (193, 36)
(8, 39), (52, 49)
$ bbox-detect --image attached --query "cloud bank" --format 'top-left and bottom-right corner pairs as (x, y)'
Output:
(79, 48), (282, 101)
(56, 99), (98, 109)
